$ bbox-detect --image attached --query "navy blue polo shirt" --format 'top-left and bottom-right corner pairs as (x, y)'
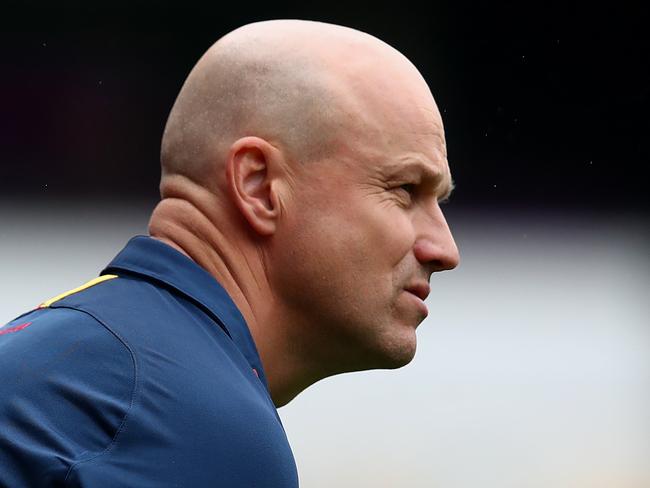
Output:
(0, 236), (299, 487)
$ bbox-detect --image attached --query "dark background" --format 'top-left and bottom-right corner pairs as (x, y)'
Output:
(2, 2), (648, 213)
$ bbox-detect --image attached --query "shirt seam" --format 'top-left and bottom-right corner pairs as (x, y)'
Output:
(45, 304), (140, 484)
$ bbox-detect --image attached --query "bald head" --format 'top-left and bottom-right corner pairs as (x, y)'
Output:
(160, 20), (437, 193)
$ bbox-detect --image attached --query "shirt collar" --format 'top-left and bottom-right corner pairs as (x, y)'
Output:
(102, 235), (270, 391)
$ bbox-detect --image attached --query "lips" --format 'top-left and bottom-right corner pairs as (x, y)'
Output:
(405, 282), (430, 301)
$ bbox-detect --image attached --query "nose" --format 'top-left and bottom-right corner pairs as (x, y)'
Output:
(412, 204), (460, 272)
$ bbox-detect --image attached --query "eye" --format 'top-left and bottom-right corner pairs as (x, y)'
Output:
(391, 183), (417, 205)
(399, 183), (416, 195)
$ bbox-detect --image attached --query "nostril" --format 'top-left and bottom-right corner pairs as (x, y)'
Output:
(412, 240), (437, 263)
(413, 238), (459, 272)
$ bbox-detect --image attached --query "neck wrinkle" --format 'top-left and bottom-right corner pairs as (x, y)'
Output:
(148, 187), (265, 349)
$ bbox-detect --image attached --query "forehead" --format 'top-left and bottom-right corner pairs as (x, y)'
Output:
(363, 102), (452, 197)
(379, 148), (453, 199)
(310, 51), (453, 194)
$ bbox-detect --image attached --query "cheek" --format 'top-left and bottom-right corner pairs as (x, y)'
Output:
(339, 198), (416, 273)
(281, 193), (415, 293)
(307, 190), (415, 266)
(375, 207), (417, 267)
(269, 215), (360, 320)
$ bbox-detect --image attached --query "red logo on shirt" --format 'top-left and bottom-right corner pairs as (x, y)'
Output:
(0, 322), (32, 336)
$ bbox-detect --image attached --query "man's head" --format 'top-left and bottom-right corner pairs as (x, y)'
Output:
(153, 20), (459, 401)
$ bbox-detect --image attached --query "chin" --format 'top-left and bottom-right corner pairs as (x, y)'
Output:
(368, 330), (418, 370)
(383, 344), (417, 369)
(335, 316), (419, 373)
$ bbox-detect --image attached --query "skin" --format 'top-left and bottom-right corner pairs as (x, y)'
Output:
(148, 20), (460, 407)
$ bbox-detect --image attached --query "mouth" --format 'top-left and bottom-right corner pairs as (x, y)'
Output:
(403, 282), (430, 318)
(404, 282), (430, 302)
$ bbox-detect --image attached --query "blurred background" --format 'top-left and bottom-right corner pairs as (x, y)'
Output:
(1, 2), (648, 487)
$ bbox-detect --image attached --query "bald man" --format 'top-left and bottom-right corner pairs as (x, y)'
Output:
(0, 20), (459, 487)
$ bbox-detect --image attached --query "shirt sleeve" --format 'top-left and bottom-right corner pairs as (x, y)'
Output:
(0, 306), (135, 487)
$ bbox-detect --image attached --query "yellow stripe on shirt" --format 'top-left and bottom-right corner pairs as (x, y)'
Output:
(38, 274), (118, 308)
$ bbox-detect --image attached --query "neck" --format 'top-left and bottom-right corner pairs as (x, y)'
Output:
(148, 178), (318, 407)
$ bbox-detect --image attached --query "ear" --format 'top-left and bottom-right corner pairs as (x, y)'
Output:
(225, 136), (283, 236)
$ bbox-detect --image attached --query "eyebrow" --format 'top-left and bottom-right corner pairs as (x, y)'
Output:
(388, 157), (455, 201)
(438, 177), (455, 203)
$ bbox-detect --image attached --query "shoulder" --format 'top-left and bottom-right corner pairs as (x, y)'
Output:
(0, 303), (135, 382)
(0, 305), (136, 486)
